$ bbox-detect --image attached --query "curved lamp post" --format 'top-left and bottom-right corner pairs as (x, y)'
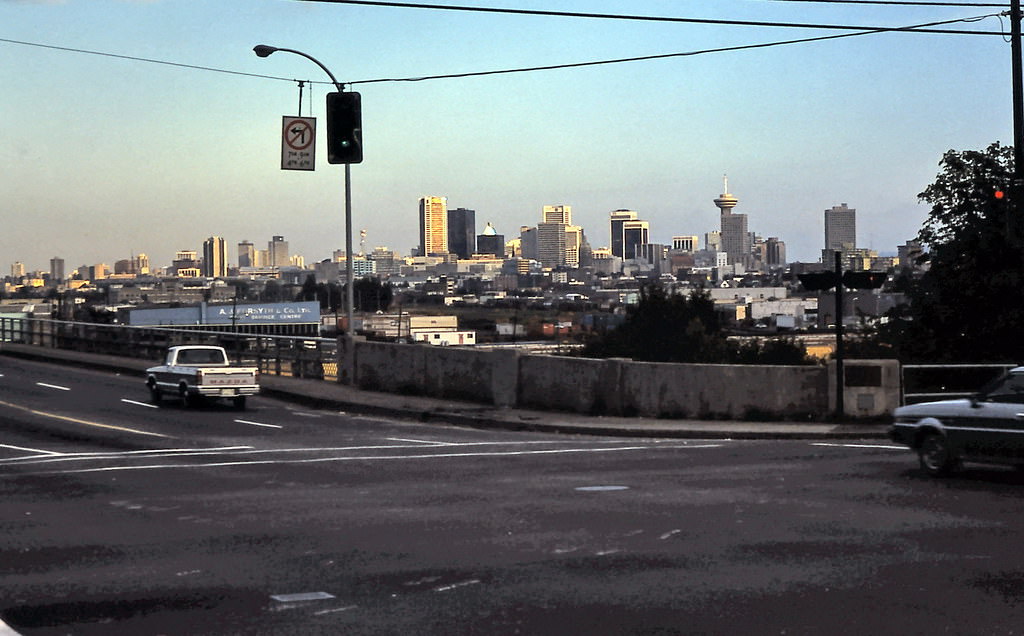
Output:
(253, 44), (356, 383)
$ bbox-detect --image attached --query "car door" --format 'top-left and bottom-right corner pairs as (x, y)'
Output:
(959, 373), (1024, 461)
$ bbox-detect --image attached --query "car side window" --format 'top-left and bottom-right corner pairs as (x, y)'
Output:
(983, 374), (1024, 404)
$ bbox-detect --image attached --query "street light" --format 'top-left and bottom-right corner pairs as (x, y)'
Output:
(253, 44), (356, 384)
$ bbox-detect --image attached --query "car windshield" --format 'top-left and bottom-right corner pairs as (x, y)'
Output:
(980, 372), (1024, 404)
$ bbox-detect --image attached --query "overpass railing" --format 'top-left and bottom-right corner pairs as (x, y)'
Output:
(900, 363), (1017, 405)
(0, 317), (337, 381)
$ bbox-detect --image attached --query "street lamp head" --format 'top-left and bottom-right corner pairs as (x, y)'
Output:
(253, 45), (278, 58)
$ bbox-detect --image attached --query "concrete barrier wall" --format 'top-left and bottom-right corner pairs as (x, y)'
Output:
(620, 362), (828, 419)
(517, 355), (614, 414)
(349, 340), (892, 420)
(354, 341), (496, 403)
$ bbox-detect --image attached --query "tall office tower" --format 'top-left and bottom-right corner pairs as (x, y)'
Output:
(824, 203), (856, 252)
(136, 253), (150, 274)
(537, 222), (567, 268)
(622, 220), (650, 259)
(419, 196), (448, 256)
(564, 225), (583, 268)
(447, 207), (476, 259)
(609, 209), (638, 258)
(269, 236), (290, 267)
(172, 250), (199, 275)
(477, 223), (505, 257)
(49, 257), (65, 282)
(705, 231), (722, 252)
(238, 241), (255, 268)
(11, 262), (25, 278)
(714, 176), (749, 265)
(519, 226), (538, 260)
(202, 236), (228, 277)
(542, 204), (572, 225)
(765, 237), (787, 267)
(672, 236), (699, 252)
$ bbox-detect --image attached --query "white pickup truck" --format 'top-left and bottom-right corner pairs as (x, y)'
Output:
(146, 345), (260, 410)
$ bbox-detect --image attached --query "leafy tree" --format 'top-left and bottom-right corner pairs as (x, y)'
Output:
(352, 277), (392, 312)
(891, 142), (1024, 362)
(296, 274), (318, 303)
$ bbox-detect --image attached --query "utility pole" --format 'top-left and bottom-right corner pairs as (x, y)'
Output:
(1012, 0), (1024, 227)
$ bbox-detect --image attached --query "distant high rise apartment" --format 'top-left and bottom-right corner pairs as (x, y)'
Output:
(824, 203), (856, 252)
(622, 220), (650, 260)
(714, 176), (749, 265)
(202, 236), (228, 277)
(419, 196), (448, 256)
(609, 210), (637, 258)
(11, 262), (25, 278)
(519, 226), (538, 260)
(542, 205), (572, 225)
(672, 236), (699, 252)
(537, 222), (567, 268)
(49, 257), (65, 282)
(269, 236), (289, 268)
(765, 237), (787, 267)
(477, 223), (505, 257)
(238, 241), (255, 268)
(447, 207), (476, 259)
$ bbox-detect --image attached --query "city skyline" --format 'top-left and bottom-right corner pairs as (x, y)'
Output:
(2, 1), (1011, 270)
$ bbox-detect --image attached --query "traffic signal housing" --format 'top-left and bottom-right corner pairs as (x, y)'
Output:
(326, 91), (362, 164)
(797, 272), (838, 291)
(842, 271), (887, 289)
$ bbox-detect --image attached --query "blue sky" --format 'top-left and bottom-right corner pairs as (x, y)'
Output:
(0, 0), (1012, 271)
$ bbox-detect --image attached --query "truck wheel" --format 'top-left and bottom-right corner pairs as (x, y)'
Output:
(147, 380), (162, 404)
(232, 396), (247, 411)
(179, 385), (195, 408)
(918, 432), (957, 476)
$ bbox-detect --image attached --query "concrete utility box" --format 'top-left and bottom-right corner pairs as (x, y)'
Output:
(829, 359), (901, 417)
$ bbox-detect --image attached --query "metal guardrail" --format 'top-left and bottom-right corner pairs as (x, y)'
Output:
(900, 363), (1017, 405)
(0, 317), (339, 382)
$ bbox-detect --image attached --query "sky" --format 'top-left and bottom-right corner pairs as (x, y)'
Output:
(0, 0), (1015, 272)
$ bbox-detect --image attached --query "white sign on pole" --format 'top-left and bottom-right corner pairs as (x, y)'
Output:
(281, 116), (316, 171)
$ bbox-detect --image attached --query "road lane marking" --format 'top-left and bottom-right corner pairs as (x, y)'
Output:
(386, 437), (451, 446)
(235, 419), (284, 429)
(0, 446), (254, 465)
(432, 577), (479, 594)
(314, 605), (358, 616)
(0, 398), (170, 438)
(121, 399), (159, 409)
(0, 443), (61, 456)
(659, 529), (682, 540)
(36, 382), (70, 391)
(18, 444), (660, 475)
(811, 443), (907, 450)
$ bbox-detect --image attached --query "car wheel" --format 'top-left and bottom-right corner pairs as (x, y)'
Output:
(232, 396), (247, 411)
(918, 432), (957, 476)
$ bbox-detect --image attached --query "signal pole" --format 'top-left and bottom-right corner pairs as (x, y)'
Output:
(1012, 0), (1024, 221)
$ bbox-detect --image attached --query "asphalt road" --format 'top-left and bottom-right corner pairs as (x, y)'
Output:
(3, 356), (1024, 635)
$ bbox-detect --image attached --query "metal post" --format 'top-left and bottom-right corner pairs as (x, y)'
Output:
(834, 250), (845, 420)
(343, 162), (355, 384)
(1012, 0), (1024, 234)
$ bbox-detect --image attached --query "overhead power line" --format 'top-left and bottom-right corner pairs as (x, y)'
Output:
(767, 1), (1004, 6)
(348, 13), (1001, 85)
(0, 11), (1003, 88)
(295, 0), (1004, 35)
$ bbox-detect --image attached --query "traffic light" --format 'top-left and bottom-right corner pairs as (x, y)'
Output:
(797, 272), (838, 291)
(842, 271), (887, 289)
(326, 91), (362, 164)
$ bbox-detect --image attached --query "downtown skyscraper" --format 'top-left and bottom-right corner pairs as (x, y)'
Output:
(419, 196), (448, 257)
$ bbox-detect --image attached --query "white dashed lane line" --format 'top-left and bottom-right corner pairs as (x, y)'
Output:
(235, 419), (284, 429)
(122, 399), (159, 409)
(36, 382), (70, 391)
